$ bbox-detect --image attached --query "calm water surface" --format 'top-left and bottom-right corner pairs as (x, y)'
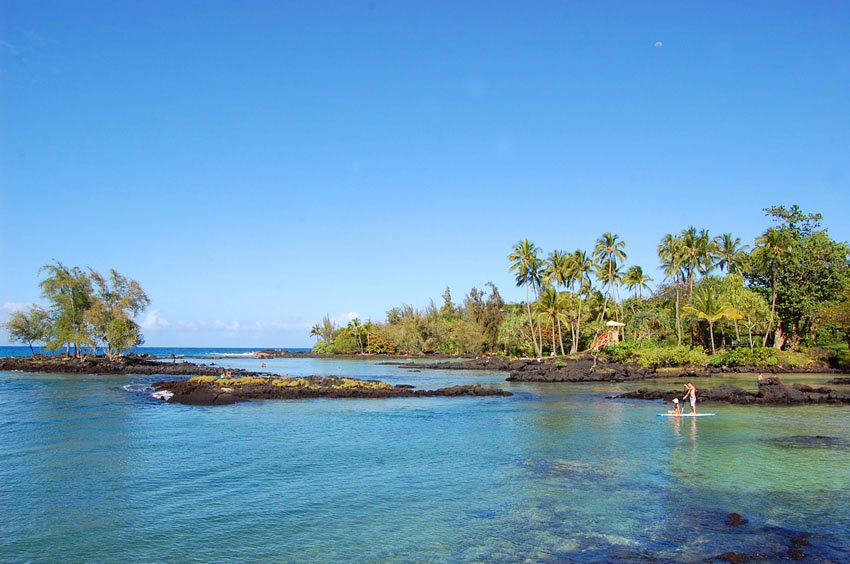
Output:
(1, 355), (849, 562)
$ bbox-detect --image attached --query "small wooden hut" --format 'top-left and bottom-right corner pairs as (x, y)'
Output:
(605, 321), (626, 344)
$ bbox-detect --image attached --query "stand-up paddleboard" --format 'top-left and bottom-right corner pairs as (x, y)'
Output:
(657, 413), (715, 417)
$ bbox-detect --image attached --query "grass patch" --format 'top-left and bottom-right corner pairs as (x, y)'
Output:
(330, 377), (393, 391)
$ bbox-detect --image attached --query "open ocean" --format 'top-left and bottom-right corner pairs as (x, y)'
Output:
(2, 346), (849, 561)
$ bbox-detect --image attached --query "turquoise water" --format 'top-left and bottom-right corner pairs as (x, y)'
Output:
(1, 357), (849, 562)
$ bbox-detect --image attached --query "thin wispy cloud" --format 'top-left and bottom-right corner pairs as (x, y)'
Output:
(0, 39), (18, 55)
(144, 317), (312, 334)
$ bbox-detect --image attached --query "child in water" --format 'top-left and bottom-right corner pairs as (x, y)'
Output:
(667, 397), (681, 415)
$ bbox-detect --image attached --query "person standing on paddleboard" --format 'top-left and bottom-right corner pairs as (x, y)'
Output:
(683, 383), (697, 414)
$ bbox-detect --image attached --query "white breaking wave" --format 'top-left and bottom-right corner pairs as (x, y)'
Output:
(206, 352), (258, 358)
(152, 390), (173, 401)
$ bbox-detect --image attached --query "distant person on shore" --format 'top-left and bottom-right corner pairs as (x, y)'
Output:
(667, 397), (681, 415)
(683, 383), (697, 414)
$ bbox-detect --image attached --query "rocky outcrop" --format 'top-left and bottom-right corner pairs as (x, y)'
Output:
(399, 353), (842, 382)
(396, 354), (657, 382)
(614, 377), (850, 405)
(154, 376), (512, 406)
(0, 354), (241, 377)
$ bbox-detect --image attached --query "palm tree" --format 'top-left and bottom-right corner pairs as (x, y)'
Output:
(658, 233), (685, 345)
(508, 240), (543, 357)
(624, 265), (653, 299)
(534, 286), (565, 356)
(679, 227), (713, 295)
(309, 323), (322, 343)
(714, 233), (750, 274)
(570, 249), (594, 353)
(752, 227), (791, 347)
(544, 250), (570, 355)
(347, 318), (366, 353)
(593, 232), (627, 323)
(682, 284), (737, 354)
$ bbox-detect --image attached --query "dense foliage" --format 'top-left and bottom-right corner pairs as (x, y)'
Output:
(313, 205), (850, 364)
(5, 262), (150, 358)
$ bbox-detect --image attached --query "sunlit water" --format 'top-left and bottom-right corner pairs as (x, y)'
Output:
(1, 354), (849, 562)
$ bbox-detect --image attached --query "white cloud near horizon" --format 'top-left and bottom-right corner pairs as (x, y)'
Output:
(142, 314), (313, 334)
(1, 302), (32, 323)
(140, 309), (170, 330)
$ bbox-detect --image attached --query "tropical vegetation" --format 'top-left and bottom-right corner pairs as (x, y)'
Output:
(311, 205), (850, 367)
(4, 261), (150, 358)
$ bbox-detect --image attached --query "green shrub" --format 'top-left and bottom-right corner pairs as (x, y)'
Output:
(637, 345), (708, 369)
(774, 350), (812, 368)
(312, 341), (334, 354)
(708, 347), (813, 369)
(603, 342), (643, 364)
(602, 342), (709, 368)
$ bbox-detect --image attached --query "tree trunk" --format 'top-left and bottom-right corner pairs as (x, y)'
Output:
(573, 295), (584, 354)
(524, 286), (539, 357)
(551, 318), (556, 356)
(774, 326), (786, 350)
(674, 283), (682, 345)
(764, 273), (778, 347)
(536, 318), (544, 357)
(556, 315), (565, 356)
(570, 320), (578, 355)
(709, 322), (716, 354)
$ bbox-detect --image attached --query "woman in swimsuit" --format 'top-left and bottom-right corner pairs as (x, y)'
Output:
(667, 397), (681, 415)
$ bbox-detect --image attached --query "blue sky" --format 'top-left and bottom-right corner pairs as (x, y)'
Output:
(1, 1), (848, 347)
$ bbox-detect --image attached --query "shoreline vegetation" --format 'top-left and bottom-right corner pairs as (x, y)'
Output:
(304, 205), (850, 371)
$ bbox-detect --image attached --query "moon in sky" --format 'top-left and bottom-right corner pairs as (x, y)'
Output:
(655, 41), (664, 47)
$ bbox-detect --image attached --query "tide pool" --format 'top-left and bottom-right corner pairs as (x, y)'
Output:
(1, 358), (848, 562)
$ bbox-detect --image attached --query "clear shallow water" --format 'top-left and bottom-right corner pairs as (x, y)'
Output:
(1, 354), (849, 562)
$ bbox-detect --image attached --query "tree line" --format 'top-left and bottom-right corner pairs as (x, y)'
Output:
(4, 261), (150, 358)
(312, 205), (850, 358)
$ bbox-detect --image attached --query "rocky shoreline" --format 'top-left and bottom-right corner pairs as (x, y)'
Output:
(0, 354), (250, 377)
(613, 376), (850, 405)
(3, 352), (846, 385)
(154, 376), (511, 405)
(0, 355), (511, 405)
(389, 353), (843, 383)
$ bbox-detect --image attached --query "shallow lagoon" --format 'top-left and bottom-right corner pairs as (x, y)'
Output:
(1, 358), (849, 561)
